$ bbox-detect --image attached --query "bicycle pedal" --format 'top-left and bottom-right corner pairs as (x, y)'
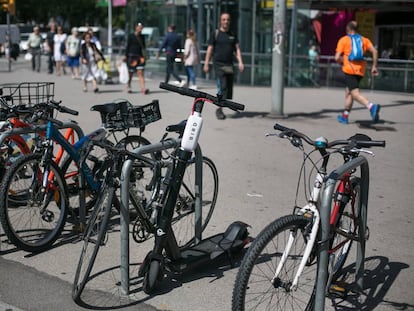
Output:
(328, 282), (348, 299)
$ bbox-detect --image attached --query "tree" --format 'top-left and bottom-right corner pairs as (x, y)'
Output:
(5, 0), (108, 29)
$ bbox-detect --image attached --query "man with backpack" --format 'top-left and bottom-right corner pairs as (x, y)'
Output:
(335, 20), (380, 124)
(204, 12), (244, 120)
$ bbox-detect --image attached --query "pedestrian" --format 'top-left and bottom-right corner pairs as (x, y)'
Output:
(308, 44), (319, 86)
(183, 28), (200, 89)
(124, 22), (149, 94)
(53, 25), (67, 76)
(46, 21), (56, 74)
(27, 26), (42, 72)
(203, 12), (244, 120)
(80, 32), (104, 93)
(157, 24), (185, 86)
(66, 27), (81, 79)
(335, 20), (380, 124)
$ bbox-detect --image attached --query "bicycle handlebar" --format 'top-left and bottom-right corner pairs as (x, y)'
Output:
(159, 82), (245, 112)
(47, 100), (79, 116)
(274, 123), (386, 149)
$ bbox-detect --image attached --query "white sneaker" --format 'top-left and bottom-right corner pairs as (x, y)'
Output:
(178, 80), (186, 87)
(189, 85), (198, 90)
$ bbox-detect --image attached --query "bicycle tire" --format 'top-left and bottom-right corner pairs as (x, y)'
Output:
(72, 179), (114, 302)
(329, 176), (362, 281)
(172, 156), (218, 248)
(232, 214), (316, 311)
(0, 153), (68, 253)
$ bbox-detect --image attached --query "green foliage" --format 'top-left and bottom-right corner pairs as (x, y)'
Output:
(5, 0), (108, 28)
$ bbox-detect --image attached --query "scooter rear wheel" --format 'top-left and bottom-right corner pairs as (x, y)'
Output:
(143, 259), (163, 294)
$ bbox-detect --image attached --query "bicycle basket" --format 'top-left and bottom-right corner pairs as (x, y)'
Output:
(104, 100), (161, 129)
(0, 82), (55, 107)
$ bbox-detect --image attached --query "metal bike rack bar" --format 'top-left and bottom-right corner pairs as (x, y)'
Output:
(315, 156), (370, 311)
(119, 138), (204, 295)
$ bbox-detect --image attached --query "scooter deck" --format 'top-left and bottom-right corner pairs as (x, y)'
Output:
(168, 232), (245, 271)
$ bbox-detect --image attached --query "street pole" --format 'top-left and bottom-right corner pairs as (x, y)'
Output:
(270, 0), (286, 117)
(7, 12), (11, 72)
(107, 0), (113, 59)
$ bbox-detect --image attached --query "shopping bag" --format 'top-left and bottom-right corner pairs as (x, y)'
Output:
(118, 62), (128, 84)
(24, 52), (33, 61)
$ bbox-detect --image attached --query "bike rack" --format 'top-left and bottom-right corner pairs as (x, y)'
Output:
(315, 156), (370, 310)
(119, 138), (203, 295)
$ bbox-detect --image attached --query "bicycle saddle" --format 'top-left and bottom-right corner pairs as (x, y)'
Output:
(91, 101), (129, 114)
(166, 120), (186, 135)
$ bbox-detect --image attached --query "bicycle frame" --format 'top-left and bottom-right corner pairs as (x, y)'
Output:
(44, 121), (102, 192)
(0, 117), (77, 170)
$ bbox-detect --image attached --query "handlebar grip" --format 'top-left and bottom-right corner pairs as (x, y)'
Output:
(48, 99), (78, 116)
(222, 99), (245, 111)
(60, 105), (79, 116)
(159, 82), (192, 96)
(274, 123), (291, 132)
(356, 140), (386, 148)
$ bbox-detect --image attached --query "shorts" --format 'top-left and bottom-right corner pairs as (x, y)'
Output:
(127, 55), (145, 72)
(344, 73), (362, 91)
(67, 56), (80, 67)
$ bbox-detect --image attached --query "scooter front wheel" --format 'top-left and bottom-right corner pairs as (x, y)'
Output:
(143, 259), (163, 294)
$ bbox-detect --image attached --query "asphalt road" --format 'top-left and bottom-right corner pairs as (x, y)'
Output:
(0, 57), (413, 311)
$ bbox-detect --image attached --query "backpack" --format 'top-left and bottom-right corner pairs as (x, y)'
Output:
(348, 34), (364, 61)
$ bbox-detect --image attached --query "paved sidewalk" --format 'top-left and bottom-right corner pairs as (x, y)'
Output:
(1, 63), (413, 311)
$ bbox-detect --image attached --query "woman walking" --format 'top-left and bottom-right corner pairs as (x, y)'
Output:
(53, 26), (67, 76)
(184, 29), (200, 89)
(80, 32), (104, 93)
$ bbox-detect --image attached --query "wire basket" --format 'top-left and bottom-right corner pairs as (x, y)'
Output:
(104, 100), (161, 129)
(0, 82), (55, 107)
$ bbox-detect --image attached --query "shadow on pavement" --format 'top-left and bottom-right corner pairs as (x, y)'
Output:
(329, 256), (411, 311)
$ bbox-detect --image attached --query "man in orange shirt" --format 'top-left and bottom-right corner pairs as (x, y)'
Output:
(335, 21), (380, 124)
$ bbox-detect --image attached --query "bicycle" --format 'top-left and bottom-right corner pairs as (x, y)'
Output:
(72, 94), (221, 301)
(232, 123), (385, 311)
(0, 82), (62, 176)
(0, 99), (158, 253)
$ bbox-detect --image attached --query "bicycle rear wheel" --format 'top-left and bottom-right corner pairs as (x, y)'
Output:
(72, 179), (114, 302)
(172, 156), (218, 248)
(232, 214), (316, 311)
(0, 153), (68, 253)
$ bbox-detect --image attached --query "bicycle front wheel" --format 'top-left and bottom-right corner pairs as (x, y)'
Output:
(232, 214), (316, 311)
(0, 153), (68, 253)
(72, 179), (114, 302)
(172, 156), (218, 248)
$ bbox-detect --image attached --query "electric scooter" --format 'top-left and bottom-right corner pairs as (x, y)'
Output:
(138, 82), (250, 294)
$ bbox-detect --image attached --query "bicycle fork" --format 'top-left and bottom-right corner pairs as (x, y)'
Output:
(272, 203), (320, 291)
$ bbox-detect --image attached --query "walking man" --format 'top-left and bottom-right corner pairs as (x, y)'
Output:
(157, 24), (185, 87)
(204, 12), (244, 120)
(335, 20), (380, 124)
(27, 26), (42, 72)
(46, 21), (56, 74)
